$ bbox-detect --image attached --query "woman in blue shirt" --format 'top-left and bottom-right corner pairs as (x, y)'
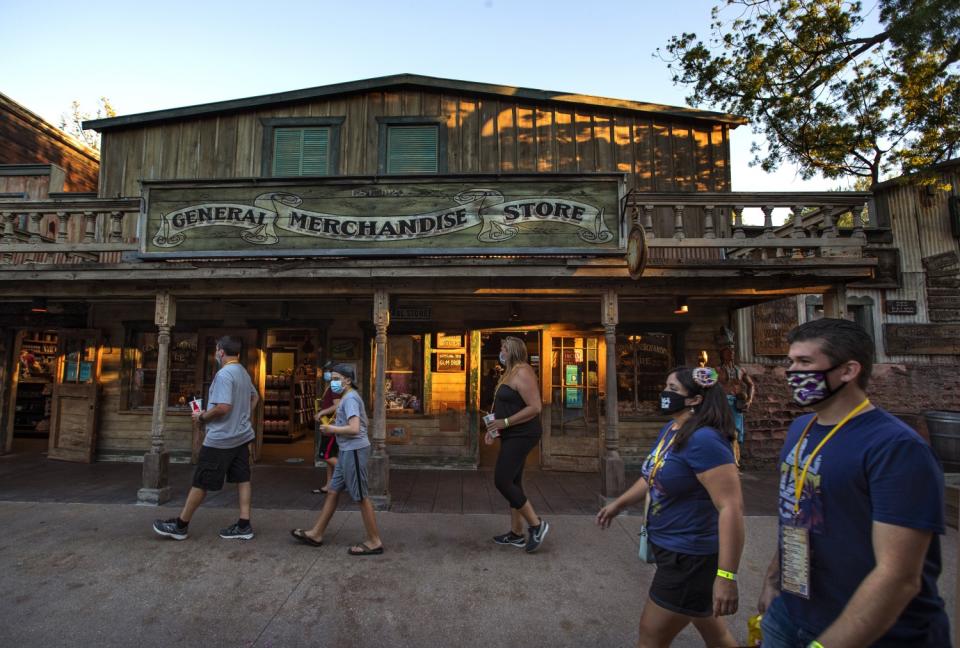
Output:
(597, 366), (745, 647)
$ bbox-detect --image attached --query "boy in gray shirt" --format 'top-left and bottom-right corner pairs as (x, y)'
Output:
(290, 363), (384, 555)
(153, 335), (259, 541)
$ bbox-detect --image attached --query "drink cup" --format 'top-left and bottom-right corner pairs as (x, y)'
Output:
(483, 412), (499, 438)
(190, 398), (203, 414)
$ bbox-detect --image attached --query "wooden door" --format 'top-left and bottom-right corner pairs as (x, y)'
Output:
(541, 331), (602, 472)
(49, 383), (98, 462)
(48, 329), (101, 462)
(196, 329), (261, 460)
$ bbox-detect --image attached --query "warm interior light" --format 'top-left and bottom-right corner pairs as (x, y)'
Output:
(674, 297), (689, 315)
(30, 297), (48, 313)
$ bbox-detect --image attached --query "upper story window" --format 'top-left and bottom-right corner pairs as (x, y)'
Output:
(377, 117), (447, 175)
(260, 117), (343, 177)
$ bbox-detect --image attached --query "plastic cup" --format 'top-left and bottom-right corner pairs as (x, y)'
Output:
(190, 398), (203, 414)
(483, 413), (499, 438)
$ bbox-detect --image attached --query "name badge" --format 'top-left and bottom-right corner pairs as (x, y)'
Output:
(781, 523), (811, 599)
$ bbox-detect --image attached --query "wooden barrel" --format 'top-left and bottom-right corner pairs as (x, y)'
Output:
(924, 410), (960, 473)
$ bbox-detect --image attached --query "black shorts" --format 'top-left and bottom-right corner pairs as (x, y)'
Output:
(648, 542), (718, 618)
(319, 434), (339, 460)
(192, 442), (251, 491)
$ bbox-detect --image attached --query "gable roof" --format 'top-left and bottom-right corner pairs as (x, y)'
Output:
(85, 73), (747, 131)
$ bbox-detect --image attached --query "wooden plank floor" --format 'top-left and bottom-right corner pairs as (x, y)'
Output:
(0, 452), (780, 515)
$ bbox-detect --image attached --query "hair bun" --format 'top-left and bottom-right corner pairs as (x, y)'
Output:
(692, 367), (719, 388)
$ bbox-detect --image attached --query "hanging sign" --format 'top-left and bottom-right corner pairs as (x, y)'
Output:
(140, 176), (625, 259)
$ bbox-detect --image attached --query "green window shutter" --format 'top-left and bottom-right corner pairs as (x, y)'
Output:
(387, 125), (438, 174)
(273, 127), (330, 176)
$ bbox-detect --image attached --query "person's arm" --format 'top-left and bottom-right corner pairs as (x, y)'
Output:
(742, 371), (756, 407)
(196, 402), (232, 424)
(486, 365), (541, 432)
(317, 400), (339, 418)
(812, 522), (932, 647)
(698, 462), (745, 617)
(757, 547), (781, 614)
(596, 476), (649, 528)
(325, 414), (361, 437)
(249, 386), (259, 409)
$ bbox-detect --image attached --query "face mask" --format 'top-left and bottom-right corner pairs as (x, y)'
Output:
(330, 379), (344, 394)
(323, 372), (332, 382)
(215, 350), (224, 367)
(498, 351), (508, 365)
(659, 390), (688, 415)
(786, 364), (844, 407)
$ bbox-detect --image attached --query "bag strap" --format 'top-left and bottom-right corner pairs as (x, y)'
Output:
(640, 489), (651, 529)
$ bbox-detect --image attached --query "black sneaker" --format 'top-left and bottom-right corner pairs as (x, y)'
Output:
(219, 522), (254, 540)
(525, 519), (550, 553)
(153, 518), (188, 541)
(493, 531), (526, 547)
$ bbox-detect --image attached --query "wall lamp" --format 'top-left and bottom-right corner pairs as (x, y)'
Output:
(673, 297), (689, 315)
(30, 297), (48, 313)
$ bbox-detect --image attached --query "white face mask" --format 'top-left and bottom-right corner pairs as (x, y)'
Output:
(499, 351), (508, 365)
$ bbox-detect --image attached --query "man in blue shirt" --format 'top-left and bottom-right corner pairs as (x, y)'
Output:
(758, 318), (950, 647)
(153, 335), (259, 541)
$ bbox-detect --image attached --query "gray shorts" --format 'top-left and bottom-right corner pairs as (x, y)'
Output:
(330, 445), (370, 501)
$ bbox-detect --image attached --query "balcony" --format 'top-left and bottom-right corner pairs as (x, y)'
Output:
(0, 188), (876, 283)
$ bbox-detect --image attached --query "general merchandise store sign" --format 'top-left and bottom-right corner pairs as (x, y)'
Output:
(140, 175), (625, 258)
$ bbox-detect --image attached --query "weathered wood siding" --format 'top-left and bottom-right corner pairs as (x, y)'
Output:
(99, 90), (731, 199)
(1, 96), (100, 192)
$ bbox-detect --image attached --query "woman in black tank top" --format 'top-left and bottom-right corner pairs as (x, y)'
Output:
(484, 336), (550, 553)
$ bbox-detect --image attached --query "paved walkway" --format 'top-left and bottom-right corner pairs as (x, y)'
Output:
(0, 451), (781, 516)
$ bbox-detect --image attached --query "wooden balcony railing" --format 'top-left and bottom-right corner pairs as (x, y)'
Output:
(624, 191), (873, 261)
(0, 190), (873, 268)
(0, 198), (140, 265)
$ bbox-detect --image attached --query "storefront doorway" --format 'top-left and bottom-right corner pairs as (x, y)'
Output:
(478, 330), (542, 469)
(541, 331), (602, 472)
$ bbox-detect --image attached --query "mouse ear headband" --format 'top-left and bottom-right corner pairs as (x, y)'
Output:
(692, 367), (719, 389)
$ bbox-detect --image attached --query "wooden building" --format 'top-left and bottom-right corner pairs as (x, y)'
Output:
(0, 74), (876, 504)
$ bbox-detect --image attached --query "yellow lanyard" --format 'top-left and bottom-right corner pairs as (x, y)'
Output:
(648, 430), (678, 483)
(791, 398), (871, 515)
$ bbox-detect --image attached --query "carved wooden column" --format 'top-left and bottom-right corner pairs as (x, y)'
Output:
(600, 289), (625, 501)
(367, 288), (391, 509)
(137, 293), (175, 505)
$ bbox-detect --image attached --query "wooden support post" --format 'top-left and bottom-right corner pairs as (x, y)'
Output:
(109, 211), (123, 243)
(823, 286), (848, 319)
(791, 205), (806, 260)
(672, 204), (686, 240)
(367, 288), (391, 509)
(83, 211), (96, 243)
(732, 206), (745, 239)
(1, 212), (13, 264)
(853, 202), (867, 240)
(56, 212), (68, 243)
(703, 205), (716, 239)
(642, 204), (655, 239)
(138, 292), (176, 505)
(28, 212), (42, 244)
(600, 289), (625, 502)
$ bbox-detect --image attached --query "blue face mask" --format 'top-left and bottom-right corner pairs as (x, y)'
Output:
(499, 351), (508, 365)
(323, 372), (332, 382)
(330, 379), (344, 394)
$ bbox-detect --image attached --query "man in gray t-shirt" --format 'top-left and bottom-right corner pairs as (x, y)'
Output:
(290, 363), (384, 555)
(153, 335), (259, 542)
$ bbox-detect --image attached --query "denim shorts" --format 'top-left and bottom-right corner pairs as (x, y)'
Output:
(760, 596), (818, 648)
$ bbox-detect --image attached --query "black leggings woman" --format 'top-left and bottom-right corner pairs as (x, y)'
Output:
(485, 336), (549, 553)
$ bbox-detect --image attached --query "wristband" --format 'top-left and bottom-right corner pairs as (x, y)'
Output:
(808, 642), (824, 648)
(716, 569), (737, 581)
(504, 417), (510, 428)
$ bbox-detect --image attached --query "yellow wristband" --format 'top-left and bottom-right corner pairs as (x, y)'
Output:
(504, 417), (510, 428)
(808, 642), (824, 648)
(716, 569), (737, 581)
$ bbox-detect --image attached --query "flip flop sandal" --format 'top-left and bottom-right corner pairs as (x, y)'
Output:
(311, 488), (330, 495)
(290, 528), (323, 547)
(348, 542), (384, 556)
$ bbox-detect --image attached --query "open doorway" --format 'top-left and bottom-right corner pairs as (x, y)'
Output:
(478, 329), (542, 469)
(7, 329), (59, 453)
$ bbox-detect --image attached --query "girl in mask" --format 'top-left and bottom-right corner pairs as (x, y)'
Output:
(312, 361), (340, 495)
(484, 336), (550, 553)
(596, 366), (744, 648)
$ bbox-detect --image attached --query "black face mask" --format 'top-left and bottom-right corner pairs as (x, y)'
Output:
(659, 390), (688, 415)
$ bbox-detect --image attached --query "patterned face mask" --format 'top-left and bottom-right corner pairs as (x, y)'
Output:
(785, 364), (843, 407)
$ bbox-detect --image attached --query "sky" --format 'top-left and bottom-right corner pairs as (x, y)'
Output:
(0, 0), (847, 192)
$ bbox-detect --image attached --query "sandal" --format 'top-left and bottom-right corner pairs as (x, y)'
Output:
(348, 542), (384, 556)
(311, 487), (330, 495)
(290, 528), (323, 547)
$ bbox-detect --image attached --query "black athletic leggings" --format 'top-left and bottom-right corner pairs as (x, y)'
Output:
(494, 435), (540, 509)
